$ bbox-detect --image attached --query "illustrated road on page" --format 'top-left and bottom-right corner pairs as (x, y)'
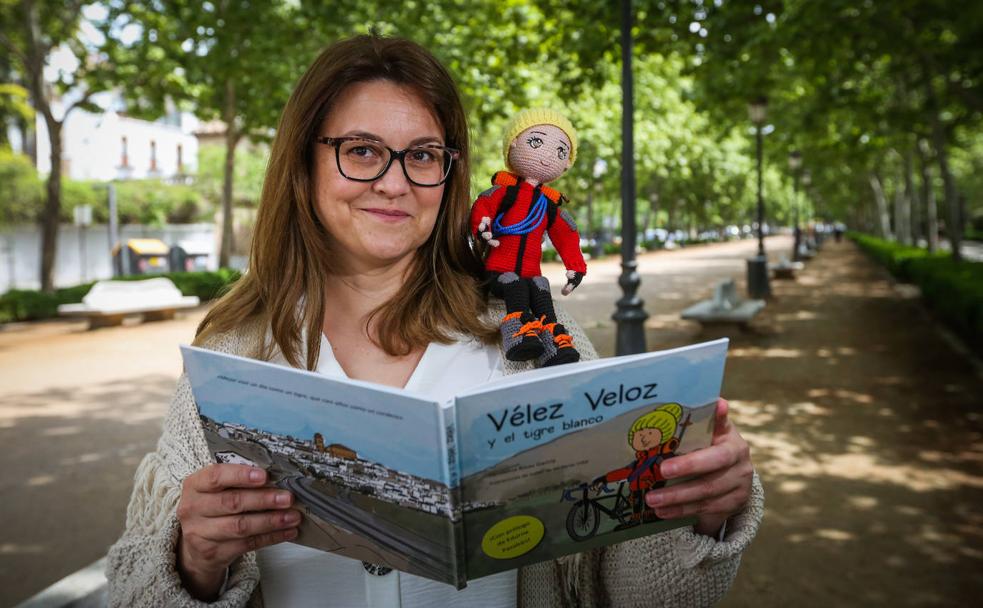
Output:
(280, 476), (453, 581)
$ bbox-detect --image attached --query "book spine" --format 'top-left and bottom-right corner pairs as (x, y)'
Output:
(438, 401), (467, 589)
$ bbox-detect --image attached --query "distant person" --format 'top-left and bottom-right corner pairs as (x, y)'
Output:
(106, 35), (763, 607)
(834, 222), (846, 242)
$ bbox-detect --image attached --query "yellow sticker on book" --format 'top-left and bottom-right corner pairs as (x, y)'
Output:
(480, 515), (545, 559)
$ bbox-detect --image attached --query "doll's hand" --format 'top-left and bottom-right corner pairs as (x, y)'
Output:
(561, 270), (584, 295)
(478, 217), (500, 247)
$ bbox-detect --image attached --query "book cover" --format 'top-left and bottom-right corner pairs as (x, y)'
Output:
(181, 338), (728, 589)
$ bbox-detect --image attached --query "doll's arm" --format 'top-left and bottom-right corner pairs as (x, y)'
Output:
(547, 208), (587, 274)
(470, 186), (504, 236)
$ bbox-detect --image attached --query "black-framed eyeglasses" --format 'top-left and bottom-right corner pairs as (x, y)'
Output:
(316, 136), (460, 187)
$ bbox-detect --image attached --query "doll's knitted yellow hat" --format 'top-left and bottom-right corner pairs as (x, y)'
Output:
(502, 108), (578, 167)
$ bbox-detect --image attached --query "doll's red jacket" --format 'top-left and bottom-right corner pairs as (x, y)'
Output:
(470, 171), (587, 278)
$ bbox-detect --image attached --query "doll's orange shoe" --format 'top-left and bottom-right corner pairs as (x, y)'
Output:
(501, 312), (545, 361)
(537, 321), (580, 367)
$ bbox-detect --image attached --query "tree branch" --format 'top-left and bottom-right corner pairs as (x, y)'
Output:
(64, 86), (97, 118)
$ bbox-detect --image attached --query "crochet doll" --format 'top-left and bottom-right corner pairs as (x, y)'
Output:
(470, 108), (587, 367)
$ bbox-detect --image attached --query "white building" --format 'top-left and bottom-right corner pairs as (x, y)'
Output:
(32, 92), (199, 182)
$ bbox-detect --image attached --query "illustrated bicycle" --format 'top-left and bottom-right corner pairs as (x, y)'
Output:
(561, 480), (637, 541)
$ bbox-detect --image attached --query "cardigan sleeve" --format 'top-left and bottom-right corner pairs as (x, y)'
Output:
(105, 357), (263, 606)
(594, 471), (765, 607)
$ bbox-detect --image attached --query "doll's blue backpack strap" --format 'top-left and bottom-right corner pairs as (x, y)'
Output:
(493, 191), (549, 236)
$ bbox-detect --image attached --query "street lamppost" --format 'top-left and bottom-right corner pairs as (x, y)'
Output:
(746, 96), (770, 299)
(613, 0), (648, 355)
(590, 158), (608, 259)
(788, 150), (802, 261)
(801, 169), (814, 249)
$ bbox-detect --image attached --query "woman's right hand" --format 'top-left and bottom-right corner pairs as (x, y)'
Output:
(176, 464), (302, 601)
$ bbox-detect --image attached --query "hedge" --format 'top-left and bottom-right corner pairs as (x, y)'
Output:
(0, 268), (241, 324)
(850, 232), (983, 354)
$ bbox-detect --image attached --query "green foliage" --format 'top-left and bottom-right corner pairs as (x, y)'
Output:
(849, 232), (943, 277)
(0, 268), (241, 324)
(60, 180), (102, 222)
(196, 143), (268, 208)
(851, 232), (983, 354)
(1, 166), (207, 226)
(0, 148), (43, 224)
(113, 180), (206, 225)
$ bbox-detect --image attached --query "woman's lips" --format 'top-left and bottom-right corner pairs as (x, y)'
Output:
(360, 208), (411, 221)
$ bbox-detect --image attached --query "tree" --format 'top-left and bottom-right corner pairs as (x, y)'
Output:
(0, 0), (112, 291)
(97, 0), (319, 267)
(661, 0), (983, 258)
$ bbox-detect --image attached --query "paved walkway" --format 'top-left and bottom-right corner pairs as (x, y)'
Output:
(1, 236), (981, 606)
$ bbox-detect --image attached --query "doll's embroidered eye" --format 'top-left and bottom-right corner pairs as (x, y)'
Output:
(527, 137), (543, 149)
(557, 147), (568, 160)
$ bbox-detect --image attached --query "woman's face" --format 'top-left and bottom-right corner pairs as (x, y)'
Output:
(314, 80), (446, 272)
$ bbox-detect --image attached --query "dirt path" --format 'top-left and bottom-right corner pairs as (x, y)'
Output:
(714, 240), (983, 606)
(1, 237), (981, 606)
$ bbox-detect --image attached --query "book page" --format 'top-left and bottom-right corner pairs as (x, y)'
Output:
(181, 346), (464, 587)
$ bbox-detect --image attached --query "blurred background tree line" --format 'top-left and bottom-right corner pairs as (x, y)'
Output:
(1, 0), (981, 290)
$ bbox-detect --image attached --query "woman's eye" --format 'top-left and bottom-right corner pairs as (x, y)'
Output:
(344, 141), (383, 162)
(408, 148), (438, 164)
(527, 137), (543, 149)
(557, 148), (568, 160)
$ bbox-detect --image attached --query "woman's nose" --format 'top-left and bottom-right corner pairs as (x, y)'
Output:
(371, 159), (413, 197)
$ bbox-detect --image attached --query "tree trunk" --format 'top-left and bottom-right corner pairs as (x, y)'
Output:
(640, 192), (658, 240)
(585, 189), (594, 240)
(931, 114), (961, 261)
(901, 150), (915, 245)
(868, 173), (892, 239)
(219, 78), (239, 269)
(39, 119), (61, 292)
(917, 140), (938, 252)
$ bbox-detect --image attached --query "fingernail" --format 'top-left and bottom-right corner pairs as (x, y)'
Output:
(249, 469), (264, 482)
(275, 492), (291, 506)
(662, 463), (677, 477)
(647, 492), (664, 507)
(285, 511), (301, 524)
(285, 528), (298, 539)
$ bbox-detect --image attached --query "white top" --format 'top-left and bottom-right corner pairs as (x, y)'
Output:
(257, 332), (515, 608)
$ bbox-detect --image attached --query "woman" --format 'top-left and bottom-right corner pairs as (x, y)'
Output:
(106, 35), (763, 607)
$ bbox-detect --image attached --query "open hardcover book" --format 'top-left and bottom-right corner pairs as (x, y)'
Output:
(181, 338), (728, 589)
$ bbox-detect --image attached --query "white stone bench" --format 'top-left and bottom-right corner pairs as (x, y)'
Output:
(57, 278), (200, 329)
(770, 256), (805, 279)
(681, 279), (765, 329)
(14, 556), (106, 608)
(797, 242), (816, 259)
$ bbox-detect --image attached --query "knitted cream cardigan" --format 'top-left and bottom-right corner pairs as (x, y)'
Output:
(106, 302), (764, 607)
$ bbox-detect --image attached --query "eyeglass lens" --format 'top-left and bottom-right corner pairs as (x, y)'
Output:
(337, 139), (451, 186)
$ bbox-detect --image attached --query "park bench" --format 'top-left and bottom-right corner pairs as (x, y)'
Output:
(57, 277), (200, 329)
(797, 242), (816, 260)
(681, 278), (765, 329)
(770, 256), (804, 280)
(14, 556), (106, 608)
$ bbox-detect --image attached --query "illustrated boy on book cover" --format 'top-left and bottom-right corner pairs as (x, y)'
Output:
(589, 403), (689, 530)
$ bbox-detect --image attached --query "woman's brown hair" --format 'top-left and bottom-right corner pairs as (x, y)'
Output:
(194, 35), (496, 369)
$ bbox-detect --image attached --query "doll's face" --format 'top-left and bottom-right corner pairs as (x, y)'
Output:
(507, 124), (572, 184)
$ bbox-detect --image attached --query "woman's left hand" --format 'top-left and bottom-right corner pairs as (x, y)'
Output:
(644, 398), (754, 537)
